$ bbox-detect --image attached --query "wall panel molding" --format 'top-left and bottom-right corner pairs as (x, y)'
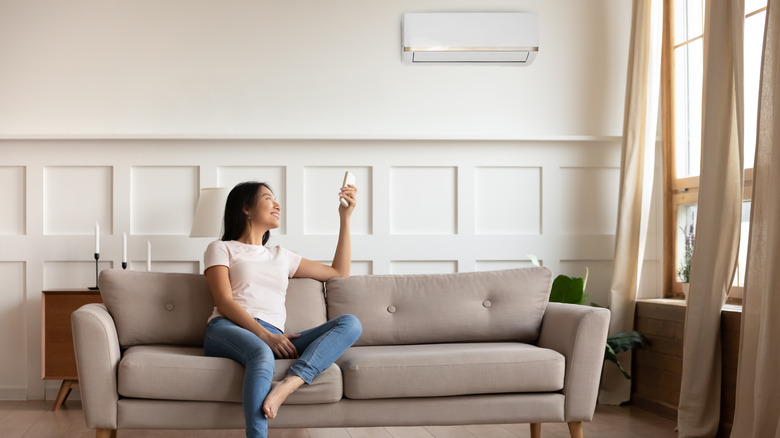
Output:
(43, 166), (113, 236)
(0, 262), (26, 399)
(0, 137), (662, 400)
(0, 166), (25, 236)
(130, 166), (199, 235)
(475, 167), (541, 235)
(390, 166), (457, 235)
(304, 166), (371, 236)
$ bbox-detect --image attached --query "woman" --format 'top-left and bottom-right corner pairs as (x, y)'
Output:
(202, 181), (362, 438)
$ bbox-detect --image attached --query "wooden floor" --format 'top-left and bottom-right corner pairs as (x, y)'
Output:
(0, 400), (677, 438)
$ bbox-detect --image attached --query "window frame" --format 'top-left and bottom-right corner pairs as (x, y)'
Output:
(661, 0), (764, 302)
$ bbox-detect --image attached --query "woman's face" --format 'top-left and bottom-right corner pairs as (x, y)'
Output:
(248, 186), (280, 230)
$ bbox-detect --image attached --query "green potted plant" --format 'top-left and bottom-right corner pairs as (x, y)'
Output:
(528, 256), (649, 379)
(677, 217), (695, 299)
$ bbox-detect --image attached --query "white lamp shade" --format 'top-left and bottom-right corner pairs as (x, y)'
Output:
(190, 187), (230, 238)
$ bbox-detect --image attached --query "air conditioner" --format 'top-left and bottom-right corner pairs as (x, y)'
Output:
(402, 12), (539, 65)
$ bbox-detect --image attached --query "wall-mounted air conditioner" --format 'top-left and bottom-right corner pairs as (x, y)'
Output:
(402, 12), (539, 65)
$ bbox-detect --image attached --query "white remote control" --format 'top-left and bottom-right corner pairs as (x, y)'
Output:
(340, 171), (356, 207)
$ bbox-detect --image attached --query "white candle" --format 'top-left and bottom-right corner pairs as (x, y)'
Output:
(122, 232), (127, 264)
(147, 240), (151, 272)
(94, 222), (100, 254)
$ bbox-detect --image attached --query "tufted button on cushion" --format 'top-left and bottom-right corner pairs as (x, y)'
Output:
(482, 300), (492, 308)
(165, 303), (175, 311)
(387, 305), (397, 313)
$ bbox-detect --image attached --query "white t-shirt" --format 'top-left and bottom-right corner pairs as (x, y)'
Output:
(204, 240), (303, 331)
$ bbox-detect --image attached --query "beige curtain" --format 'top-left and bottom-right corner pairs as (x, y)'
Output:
(731, 1), (780, 436)
(677, 0), (744, 436)
(600, 0), (662, 405)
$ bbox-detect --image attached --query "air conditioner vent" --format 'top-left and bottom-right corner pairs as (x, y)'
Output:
(402, 13), (539, 65)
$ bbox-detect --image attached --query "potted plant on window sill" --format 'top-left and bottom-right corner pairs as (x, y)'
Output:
(678, 219), (695, 300)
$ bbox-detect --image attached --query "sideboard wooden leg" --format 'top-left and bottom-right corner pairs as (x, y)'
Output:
(568, 421), (583, 438)
(52, 380), (77, 411)
(530, 422), (542, 438)
(95, 429), (116, 438)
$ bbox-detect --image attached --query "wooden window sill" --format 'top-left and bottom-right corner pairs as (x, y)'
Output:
(637, 298), (742, 313)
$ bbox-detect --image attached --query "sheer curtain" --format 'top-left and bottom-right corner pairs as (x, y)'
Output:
(731, 0), (780, 436)
(599, 0), (662, 405)
(677, 0), (744, 436)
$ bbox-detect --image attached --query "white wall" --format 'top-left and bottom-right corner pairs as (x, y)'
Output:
(0, 0), (660, 401)
(0, 0), (630, 139)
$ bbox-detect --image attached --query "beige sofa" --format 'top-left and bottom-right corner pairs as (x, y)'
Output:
(72, 267), (609, 438)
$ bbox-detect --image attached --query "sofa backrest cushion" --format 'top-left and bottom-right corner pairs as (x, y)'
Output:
(325, 267), (552, 346)
(285, 278), (328, 334)
(98, 269), (326, 348)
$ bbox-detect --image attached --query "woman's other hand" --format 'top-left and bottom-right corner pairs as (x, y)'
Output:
(261, 332), (301, 359)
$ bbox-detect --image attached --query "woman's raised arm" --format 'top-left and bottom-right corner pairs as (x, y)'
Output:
(294, 184), (357, 281)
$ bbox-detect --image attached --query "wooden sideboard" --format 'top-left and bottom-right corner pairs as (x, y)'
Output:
(41, 289), (103, 411)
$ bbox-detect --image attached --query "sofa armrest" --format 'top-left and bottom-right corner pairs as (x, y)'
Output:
(537, 302), (610, 422)
(72, 303), (121, 429)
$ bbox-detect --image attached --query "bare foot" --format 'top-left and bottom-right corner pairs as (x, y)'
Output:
(262, 381), (280, 418)
(262, 375), (304, 419)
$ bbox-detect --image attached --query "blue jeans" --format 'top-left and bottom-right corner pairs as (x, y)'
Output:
(203, 314), (362, 438)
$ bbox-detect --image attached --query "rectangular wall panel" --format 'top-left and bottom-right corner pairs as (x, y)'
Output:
(217, 166), (287, 235)
(390, 261), (458, 275)
(312, 260), (372, 276)
(475, 260), (537, 272)
(390, 167), (456, 235)
(0, 167), (25, 235)
(559, 167), (620, 235)
(475, 167), (541, 235)
(350, 261), (372, 276)
(44, 166), (112, 235)
(128, 260), (199, 274)
(0, 262), (26, 396)
(43, 261), (113, 289)
(131, 166), (198, 235)
(304, 167), (371, 235)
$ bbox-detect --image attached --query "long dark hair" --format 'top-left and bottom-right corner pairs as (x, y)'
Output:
(221, 181), (272, 245)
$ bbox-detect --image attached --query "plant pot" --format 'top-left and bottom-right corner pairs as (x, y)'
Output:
(682, 282), (690, 301)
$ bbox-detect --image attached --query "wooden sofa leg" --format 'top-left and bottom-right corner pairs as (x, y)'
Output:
(568, 421), (583, 438)
(95, 429), (116, 438)
(530, 422), (541, 438)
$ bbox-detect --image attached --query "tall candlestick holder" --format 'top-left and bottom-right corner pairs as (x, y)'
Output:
(88, 253), (99, 290)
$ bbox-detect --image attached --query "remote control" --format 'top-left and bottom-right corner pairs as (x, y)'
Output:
(340, 171), (356, 207)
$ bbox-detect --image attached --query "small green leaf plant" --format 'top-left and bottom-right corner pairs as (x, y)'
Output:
(677, 215), (695, 283)
(527, 255), (650, 379)
(604, 331), (649, 379)
(549, 267), (590, 305)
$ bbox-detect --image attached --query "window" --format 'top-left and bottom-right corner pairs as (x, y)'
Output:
(663, 0), (767, 300)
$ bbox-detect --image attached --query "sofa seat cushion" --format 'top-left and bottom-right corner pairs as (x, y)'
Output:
(336, 343), (565, 400)
(117, 345), (342, 404)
